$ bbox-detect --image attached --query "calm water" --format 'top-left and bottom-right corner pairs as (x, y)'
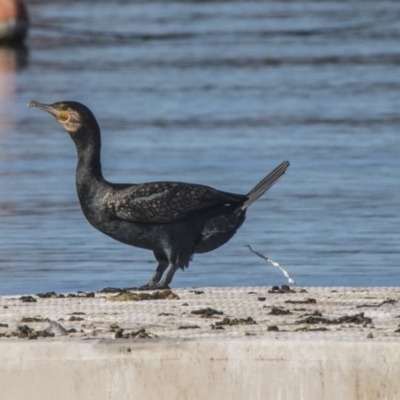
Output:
(0, 1), (399, 295)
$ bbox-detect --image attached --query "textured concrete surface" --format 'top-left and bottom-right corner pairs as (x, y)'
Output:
(0, 287), (399, 400)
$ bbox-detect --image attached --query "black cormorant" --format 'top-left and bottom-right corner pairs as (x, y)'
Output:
(29, 100), (289, 289)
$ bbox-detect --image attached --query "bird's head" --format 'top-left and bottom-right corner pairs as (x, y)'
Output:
(28, 100), (101, 150)
(29, 100), (98, 135)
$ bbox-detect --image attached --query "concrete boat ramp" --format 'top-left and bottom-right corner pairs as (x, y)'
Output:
(0, 286), (399, 399)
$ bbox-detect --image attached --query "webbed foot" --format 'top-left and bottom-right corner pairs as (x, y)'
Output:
(100, 287), (125, 293)
(123, 282), (171, 291)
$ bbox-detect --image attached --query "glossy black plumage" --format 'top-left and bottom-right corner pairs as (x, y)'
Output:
(29, 100), (289, 289)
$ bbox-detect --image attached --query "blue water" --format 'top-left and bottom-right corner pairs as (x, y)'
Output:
(0, 1), (399, 294)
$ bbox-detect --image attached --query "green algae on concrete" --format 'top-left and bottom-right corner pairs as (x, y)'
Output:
(107, 289), (179, 302)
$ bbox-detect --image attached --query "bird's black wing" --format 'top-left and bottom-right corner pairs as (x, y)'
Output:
(108, 182), (247, 223)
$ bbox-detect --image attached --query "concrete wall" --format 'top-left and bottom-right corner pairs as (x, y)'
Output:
(1, 338), (399, 400)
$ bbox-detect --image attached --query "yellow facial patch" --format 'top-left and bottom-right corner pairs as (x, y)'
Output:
(57, 110), (69, 123)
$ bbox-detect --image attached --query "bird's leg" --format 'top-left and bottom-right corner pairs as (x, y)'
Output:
(127, 263), (178, 291)
(157, 263), (178, 288)
(136, 263), (175, 290)
(123, 261), (169, 291)
(145, 261), (169, 286)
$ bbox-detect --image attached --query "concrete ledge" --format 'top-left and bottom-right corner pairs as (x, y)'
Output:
(1, 287), (399, 399)
(1, 339), (399, 400)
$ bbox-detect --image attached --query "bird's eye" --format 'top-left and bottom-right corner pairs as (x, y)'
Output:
(60, 104), (68, 111)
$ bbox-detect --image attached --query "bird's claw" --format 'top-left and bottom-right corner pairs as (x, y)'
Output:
(123, 283), (171, 291)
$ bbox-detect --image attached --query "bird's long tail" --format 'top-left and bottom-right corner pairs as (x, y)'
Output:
(242, 161), (290, 210)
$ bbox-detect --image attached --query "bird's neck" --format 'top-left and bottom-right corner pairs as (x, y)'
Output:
(74, 125), (105, 187)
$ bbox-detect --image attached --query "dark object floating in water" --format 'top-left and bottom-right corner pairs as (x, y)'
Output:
(29, 100), (289, 289)
(0, 0), (29, 45)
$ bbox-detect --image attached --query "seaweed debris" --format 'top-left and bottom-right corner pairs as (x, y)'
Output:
(191, 308), (223, 318)
(107, 289), (179, 301)
(20, 317), (50, 323)
(296, 312), (372, 325)
(8, 325), (55, 339)
(211, 317), (256, 329)
(268, 307), (292, 315)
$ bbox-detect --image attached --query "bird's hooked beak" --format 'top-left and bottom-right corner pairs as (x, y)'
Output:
(28, 101), (69, 123)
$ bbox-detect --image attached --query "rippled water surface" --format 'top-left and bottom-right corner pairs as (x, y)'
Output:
(0, 1), (399, 294)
